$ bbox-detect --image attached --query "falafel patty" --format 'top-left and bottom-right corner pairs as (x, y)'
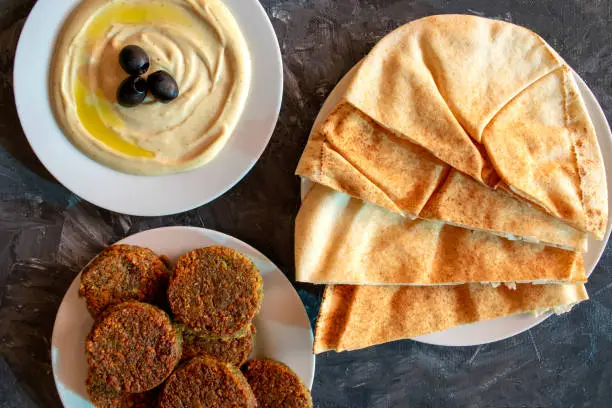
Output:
(241, 359), (313, 408)
(168, 246), (263, 337)
(181, 323), (256, 366)
(86, 370), (159, 408)
(157, 356), (257, 408)
(79, 245), (169, 317)
(86, 302), (181, 393)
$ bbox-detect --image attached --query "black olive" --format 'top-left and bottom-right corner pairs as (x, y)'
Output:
(119, 45), (150, 76)
(147, 71), (179, 103)
(117, 76), (148, 107)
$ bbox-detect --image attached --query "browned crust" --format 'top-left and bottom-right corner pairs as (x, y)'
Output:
(296, 102), (453, 217)
(168, 246), (263, 337)
(86, 369), (160, 408)
(561, 66), (608, 239)
(295, 127), (403, 216)
(313, 285), (354, 354)
(79, 245), (170, 317)
(158, 357), (257, 407)
(241, 358), (313, 408)
(482, 66), (607, 238)
(314, 283), (588, 353)
(86, 302), (182, 393)
(420, 170), (588, 251)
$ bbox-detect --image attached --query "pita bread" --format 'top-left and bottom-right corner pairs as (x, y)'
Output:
(343, 14), (607, 238)
(314, 283), (588, 353)
(344, 14), (563, 184)
(421, 170), (588, 251)
(296, 184), (585, 285)
(483, 66), (608, 239)
(298, 104), (588, 250)
(296, 103), (449, 217)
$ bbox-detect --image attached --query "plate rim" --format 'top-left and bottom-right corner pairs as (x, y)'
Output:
(50, 225), (315, 407)
(299, 63), (612, 347)
(13, 0), (283, 216)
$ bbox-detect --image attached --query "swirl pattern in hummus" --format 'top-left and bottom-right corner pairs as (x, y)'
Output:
(50, 0), (251, 175)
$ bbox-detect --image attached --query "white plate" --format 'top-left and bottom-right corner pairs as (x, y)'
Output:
(301, 63), (612, 347)
(51, 227), (315, 407)
(14, 0), (282, 216)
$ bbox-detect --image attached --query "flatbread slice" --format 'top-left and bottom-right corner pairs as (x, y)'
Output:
(296, 184), (585, 285)
(343, 14), (607, 238)
(344, 15), (563, 184)
(420, 170), (588, 251)
(314, 283), (589, 353)
(483, 66), (608, 239)
(296, 103), (449, 217)
(298, 105), (588, 250)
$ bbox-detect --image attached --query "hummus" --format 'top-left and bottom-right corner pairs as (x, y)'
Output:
(50, 0), (251, 175)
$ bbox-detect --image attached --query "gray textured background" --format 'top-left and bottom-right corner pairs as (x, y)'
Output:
(1, 0), (612, 407)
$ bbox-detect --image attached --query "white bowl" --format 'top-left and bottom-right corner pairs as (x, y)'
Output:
(14, 0), (283, 216)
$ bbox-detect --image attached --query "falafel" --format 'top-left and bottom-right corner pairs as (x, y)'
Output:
(168, 246), (263, 337)
(86, 301), (181, 393)
(86, 370), (159, 408)
(181, 323), (256, 366)
(241, 358), (313, 408)
(79, 245), (169, 317)
(157, 356), (257, 408)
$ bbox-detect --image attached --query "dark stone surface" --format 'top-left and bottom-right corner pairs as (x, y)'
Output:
(1, 0), (611, 407)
